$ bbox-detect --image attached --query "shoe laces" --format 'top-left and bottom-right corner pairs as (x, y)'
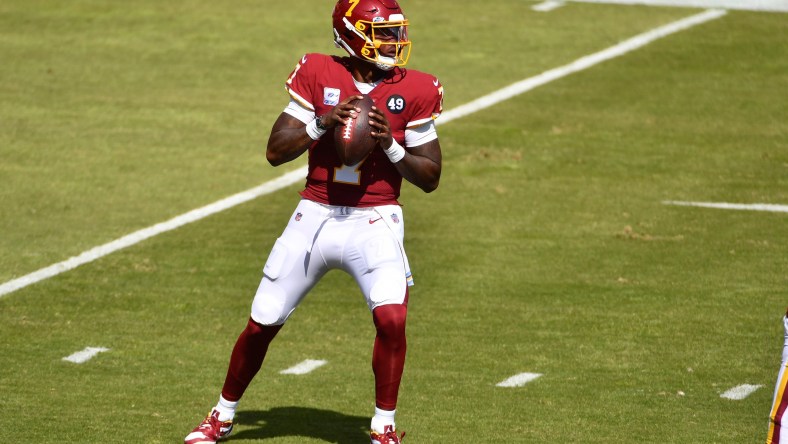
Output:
(375, 425), (405, 443)
(202, 410), (231, 437)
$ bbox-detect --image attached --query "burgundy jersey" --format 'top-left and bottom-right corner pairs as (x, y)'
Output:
(285, 53), (443, 207)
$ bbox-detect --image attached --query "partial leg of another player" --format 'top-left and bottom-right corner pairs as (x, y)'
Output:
(767, 308), (788, 444)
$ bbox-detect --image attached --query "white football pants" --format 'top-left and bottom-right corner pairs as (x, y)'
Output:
(250, 199), (412, 326)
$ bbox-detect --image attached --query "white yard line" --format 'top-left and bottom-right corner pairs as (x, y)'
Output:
(279, 359), (328, 375)
(0, 9), (726, 299)
(663, 201), (788, 213)
(568, 0), (788, 13)
(438, 9), (726, 124)
(0, 167), (307, 298)
(497, 372), (543, 387)
(62, 346), (110, 364)
(720, 384), (763, 400)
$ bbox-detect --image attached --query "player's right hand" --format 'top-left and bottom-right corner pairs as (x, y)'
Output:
(320, 95), (364, 129)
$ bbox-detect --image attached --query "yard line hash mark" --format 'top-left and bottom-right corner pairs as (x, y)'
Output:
(497, 372), (543, 387)
(532, 0), (566, 12)
(663, 201), (788, 213)
(62, 347), (110, 364)
(279, 359), (328, 375)
(0, 9), (726, 299)
(720, 384), (763, 400)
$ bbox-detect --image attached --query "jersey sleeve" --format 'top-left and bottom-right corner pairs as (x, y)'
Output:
(404, 120), (437, 147)
(284, 53), (322, 112)
(406, 75), (444, 129)
(283, 98), (315, 124)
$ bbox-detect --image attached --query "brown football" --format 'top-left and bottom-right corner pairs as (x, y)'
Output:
(334, 95), (377, 166)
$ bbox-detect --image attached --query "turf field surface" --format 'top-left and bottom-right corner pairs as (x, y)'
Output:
(1, 1), (786, 442)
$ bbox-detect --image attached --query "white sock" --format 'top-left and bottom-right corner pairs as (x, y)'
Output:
(371, 407), (396, 433)
(214, 395), (238, 422)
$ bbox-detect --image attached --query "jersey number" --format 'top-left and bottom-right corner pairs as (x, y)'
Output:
(388, 97), (404, 111)
(345, 0), (360, 16)
(333, 161), (363, 185)
(286, 56), (307, 85)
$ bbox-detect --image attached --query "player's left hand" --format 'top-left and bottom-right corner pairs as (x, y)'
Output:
(369, 106), (393, 149)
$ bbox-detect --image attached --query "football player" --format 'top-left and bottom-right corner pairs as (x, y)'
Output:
(184, 1), (443, 443)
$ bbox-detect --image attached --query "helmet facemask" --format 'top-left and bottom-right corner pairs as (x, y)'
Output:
(334, 13), (411, 71)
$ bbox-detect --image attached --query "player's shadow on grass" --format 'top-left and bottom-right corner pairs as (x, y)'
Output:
(230, 406), (369, 443)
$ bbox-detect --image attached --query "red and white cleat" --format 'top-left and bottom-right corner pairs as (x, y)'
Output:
(184, 409), (233, 444)
(370, 425), (405, 444)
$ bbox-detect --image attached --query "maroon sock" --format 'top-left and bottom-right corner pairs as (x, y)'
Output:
(220, 317), (283, 402)
(372, 302), (408, 411)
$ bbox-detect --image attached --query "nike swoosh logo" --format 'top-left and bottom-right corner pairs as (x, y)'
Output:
(369, 218), (383, 224)
(433, 79), (439, 86)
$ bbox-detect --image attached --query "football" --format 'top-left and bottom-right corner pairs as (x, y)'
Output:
(334, 95), (377, 166)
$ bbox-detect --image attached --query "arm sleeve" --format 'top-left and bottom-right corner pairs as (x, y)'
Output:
(404, 120), (438, 147)
(283, 99), (315, 124)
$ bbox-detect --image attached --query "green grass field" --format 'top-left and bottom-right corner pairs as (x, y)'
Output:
(1, 1), (787, 442)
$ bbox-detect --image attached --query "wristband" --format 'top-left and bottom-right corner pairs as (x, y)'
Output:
(306, 118), (327, 140)
(383, 139), (406, 163)
(315, 114), (327, 131)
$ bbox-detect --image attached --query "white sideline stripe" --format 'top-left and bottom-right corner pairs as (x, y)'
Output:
(569, 0), (788, 13)
(497, 372), (543, 387)
(533, 0), (567, 11)
(438, 9), (726, 125)
(663, 201), (788, 213)
(0, 10), (724, 299)
(0, 167), (308, 299)
(62, 346), (110, 364)
(720, 384), (762, 400)
(279, 359), (327, 375)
